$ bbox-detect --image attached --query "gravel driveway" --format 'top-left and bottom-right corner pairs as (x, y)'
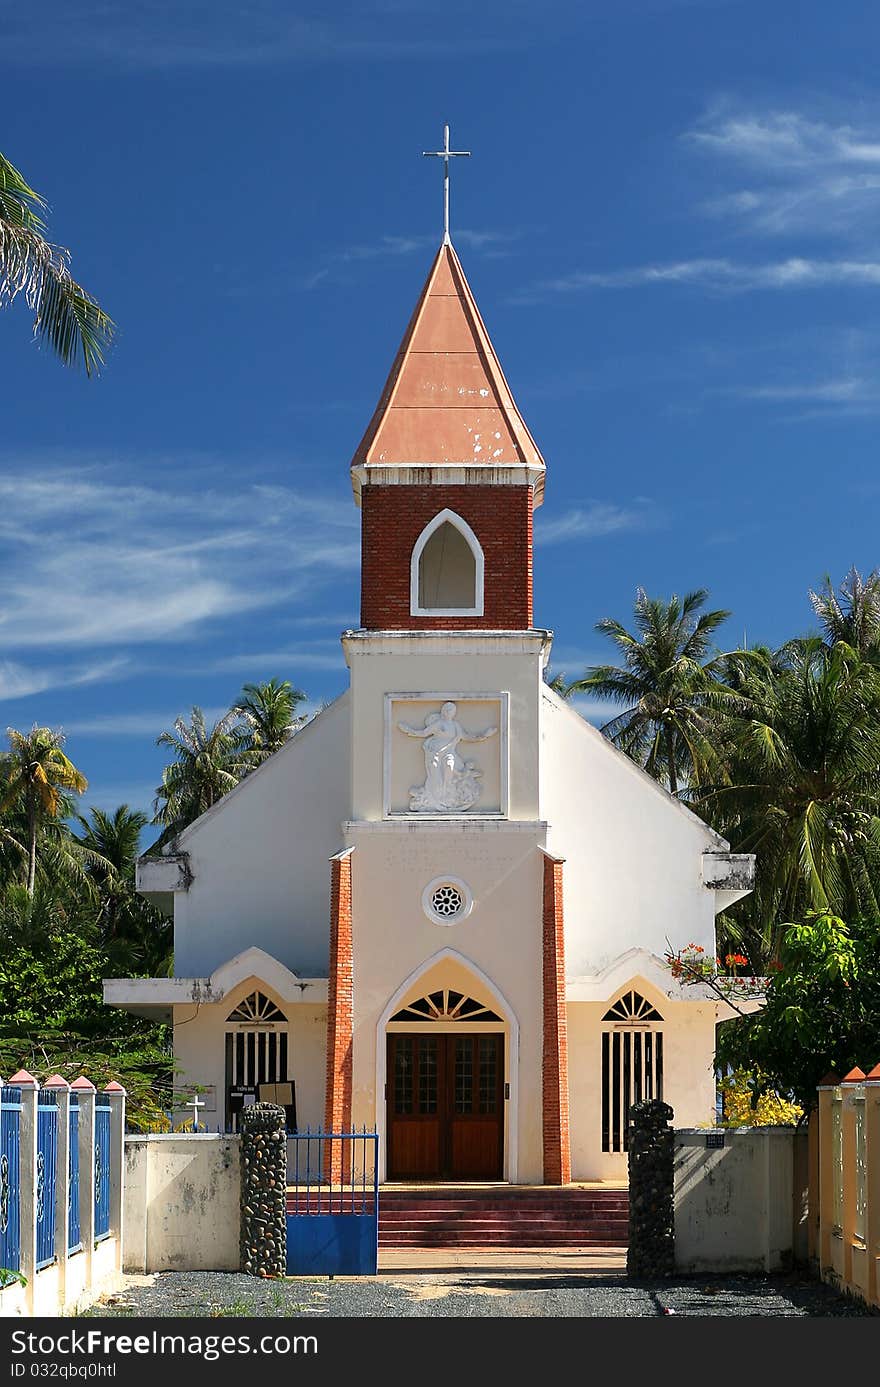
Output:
(89, 1269), (874, 1318)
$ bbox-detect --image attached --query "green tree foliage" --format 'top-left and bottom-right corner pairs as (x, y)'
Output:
(0, 913), (172, 1129)
(0, 152), (114, 374)
(152, 707), (250, 847)
(233, 678), (308, 765)
(0, 726), (89, 895)
(697, 639), (880, 964)
(715, 912), (880, 1112)
(563, 588), (731, 795)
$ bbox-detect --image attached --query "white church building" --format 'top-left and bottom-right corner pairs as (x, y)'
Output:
(105, 235), (754, 1184)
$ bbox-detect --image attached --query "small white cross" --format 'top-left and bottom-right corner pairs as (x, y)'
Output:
(185, 1094), (206, 1131)
(423, 124), (471, 244)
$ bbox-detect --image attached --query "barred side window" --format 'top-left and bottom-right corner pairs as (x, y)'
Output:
(601, 991), (664, 1154)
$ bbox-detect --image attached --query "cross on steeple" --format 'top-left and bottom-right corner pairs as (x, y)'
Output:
(422, 124), (471, 245)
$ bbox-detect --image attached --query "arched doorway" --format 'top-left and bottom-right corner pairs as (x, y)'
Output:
(377, 952), (519, 1183)
(387, 989), (504, 1180)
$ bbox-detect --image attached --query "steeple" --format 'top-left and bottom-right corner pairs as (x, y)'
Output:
(350, 241), (545, 504)
(353, 236), (545, 633)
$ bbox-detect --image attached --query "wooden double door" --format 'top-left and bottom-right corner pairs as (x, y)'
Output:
(386, 1032), (505, 1181)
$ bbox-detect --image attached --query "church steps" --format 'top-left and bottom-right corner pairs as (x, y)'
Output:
(375, 1186), (629, 1249)
(283, 1186), (630, 1247)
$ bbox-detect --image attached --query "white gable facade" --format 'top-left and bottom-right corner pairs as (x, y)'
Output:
(106, 242), (753, 1183)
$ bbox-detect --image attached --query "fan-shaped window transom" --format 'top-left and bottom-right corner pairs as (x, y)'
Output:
(391, 989), (501, 1023)
(226, 991), (287, 1024)
(602, 990), (663, 1025)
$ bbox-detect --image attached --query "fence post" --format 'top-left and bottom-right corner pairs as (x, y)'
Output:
(9, 1071), (38, 1315)
(239, 1103), (286, 1278)
(44, 1076), (70, 1310)
(72, 1077), (96, 1288)
(103, 1083), (126, 1276)
(865, 1065), (880, 1310)
(841, 1068), (865, 1289)
(816, 1074), (837, 1275)
(807, 1108), (820, 1266)
(626, 1098), (674, 1278)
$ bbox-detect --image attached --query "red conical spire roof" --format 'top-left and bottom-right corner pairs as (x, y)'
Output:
(351, 243), (545, 493)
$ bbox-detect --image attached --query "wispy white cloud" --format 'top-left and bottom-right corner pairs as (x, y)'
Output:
(568, 694), (614, 725)
(293, 229), (524, 292)
(517, 256), (880, 301)
(535, 500), (660, 546)
(0, 459), (358, 652)
(61, 707), (229, 738)
(207, 645), (347, 674)
(687, 108), (880, 238)
(0, 656), (130, 705)
(730, 377), (873, 403)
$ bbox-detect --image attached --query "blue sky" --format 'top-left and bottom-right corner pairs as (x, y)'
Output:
(2, 0), (880, 825)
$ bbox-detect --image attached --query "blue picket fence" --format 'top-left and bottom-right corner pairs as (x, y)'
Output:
(68, 1096), (81, 1254)
(0, 1086), (22, 1280)
(286, 1129), (379, 1276)
(94, 1101), (111, 1240)
(35, 1092), (59, 1270)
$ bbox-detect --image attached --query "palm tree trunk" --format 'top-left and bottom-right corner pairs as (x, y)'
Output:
(26, 799), (37, 897)
(665, 728), (678, 797)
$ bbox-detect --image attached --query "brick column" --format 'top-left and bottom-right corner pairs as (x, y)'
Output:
(324, 848), (354, 1180)
(541, 852), (571, 1185)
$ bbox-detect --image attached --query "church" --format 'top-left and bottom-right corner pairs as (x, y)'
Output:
(105, 219), (755, 1184)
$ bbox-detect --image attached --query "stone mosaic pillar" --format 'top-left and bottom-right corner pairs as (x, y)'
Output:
(240, 1103), (287, 1278)
(627, 1098), (675, 1278)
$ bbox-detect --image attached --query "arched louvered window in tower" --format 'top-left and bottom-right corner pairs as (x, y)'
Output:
(601, 991), (664, 1154)
(410, 510), (484, 616)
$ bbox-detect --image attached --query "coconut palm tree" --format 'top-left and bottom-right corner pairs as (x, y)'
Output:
(564, 588), (732, 795)
(153, 707), (248, 845)
(233, 678), (308, 766)
(696, 639), (880, 962)
(809, 567), (880, 657)
(73, 805), (171, 972)
(0, 727), (89, 895)
(0, 151), (114, 374)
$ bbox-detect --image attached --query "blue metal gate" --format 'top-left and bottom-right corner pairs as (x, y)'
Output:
(286, 1129), (378, 1275)
(68, 1095), (81, 1253)
(94, 1100), (111, 1240)
(0, 1086), (22, 1280)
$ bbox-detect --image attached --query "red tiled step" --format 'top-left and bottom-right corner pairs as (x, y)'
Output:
(375, 1187), (629, 1249)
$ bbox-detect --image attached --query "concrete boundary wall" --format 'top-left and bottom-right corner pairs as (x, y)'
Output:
(123, 1135), (240, 1273)
(674, 1126), (807, 1273)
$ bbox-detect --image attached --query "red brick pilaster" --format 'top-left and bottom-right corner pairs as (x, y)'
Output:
(542, 852), (571, 1185)
(324, 848), (353, 1179)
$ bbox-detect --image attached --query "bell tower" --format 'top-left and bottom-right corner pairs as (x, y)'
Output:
(351, 241), (545, 632)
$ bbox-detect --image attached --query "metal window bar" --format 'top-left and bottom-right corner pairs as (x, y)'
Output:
(94, 1101), (111, 1240)
(68, 1095), (81, 1254)
(602, 1028), (665, 1153)
(36, 1091), (59, 1270)
(0, 1087), (22, 1279)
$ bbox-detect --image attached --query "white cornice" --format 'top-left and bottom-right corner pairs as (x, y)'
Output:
(351, 462), (545, 507)
(341, 628), (553, 665)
